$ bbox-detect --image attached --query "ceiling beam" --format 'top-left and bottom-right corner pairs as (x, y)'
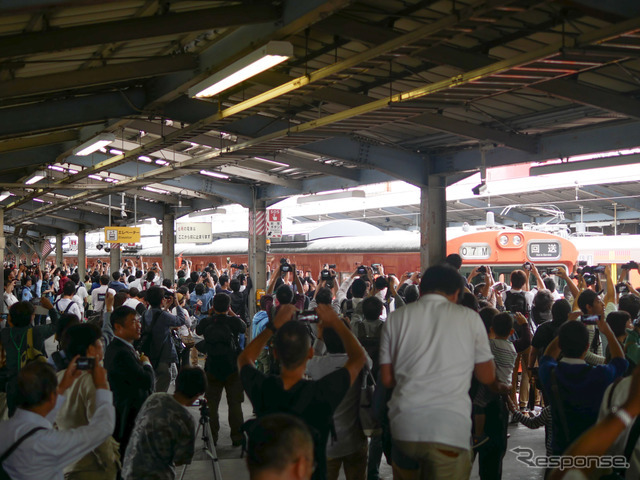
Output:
(0, 4), (280, 59)
(217, 165), (302, 189)
(531, 79), (640, 120)
(0, 89), (144, 139)
(273, 153), (360, 181)
(0, 131), (79, 154)
(578, 185), (640, 211)
(0, 55), (198, 101)
(407, 112), (538, 153)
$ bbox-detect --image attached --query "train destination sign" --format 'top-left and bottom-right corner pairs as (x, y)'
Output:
(176, 222), (212, 244)
(104, 227), (140, 243)
(459, 243), (491, 260)
(527, 240), (561, 260)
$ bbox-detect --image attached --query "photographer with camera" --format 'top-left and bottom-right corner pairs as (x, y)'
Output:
(238, 303), (367, 480)
(265, 260), (306, 314)
(195, 293), (246, 447)
(334, 266), (369, 323)
(539, 310), (627, 458)
(0, 359), (115, 480)
(121, 366), (207, 480)
(54, 323), (120, 479)
(139, 287), (186, 393)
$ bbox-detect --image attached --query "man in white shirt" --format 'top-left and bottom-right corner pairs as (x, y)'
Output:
(380, 264), (502, 480)
(128, 271), (144, 292)
(54, 281), (84, 320)
(0, 358), (115, 480)
(91, 275), (116, 315)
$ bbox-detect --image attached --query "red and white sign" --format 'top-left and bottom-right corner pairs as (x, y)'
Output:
(268, 209), (281, 222)
(267, 209), (282, 238)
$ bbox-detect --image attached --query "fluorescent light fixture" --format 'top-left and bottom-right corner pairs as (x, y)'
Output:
(25, 171), (45, 185)
(109, 148), (124, 155)
(68, 169), (78, 174)
(0, 192), (10, 202)
(189, 41), (293, 98)
(48, 165), (65, 172)
(188, 208), (227, 218)
(143, 186), (169, 194)
(88, 174), (103, 181)
(72, 133), (115, 156)
(139, 156), (152, 163)
(200, 170), (229, 179)
(33, 198), (45, 203)
(254, 157), (289, 167)
(297, 190), (366, 204)
(155, 159), (168, 165)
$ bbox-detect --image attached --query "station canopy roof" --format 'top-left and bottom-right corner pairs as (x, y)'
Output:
(2, 0), (640, 240)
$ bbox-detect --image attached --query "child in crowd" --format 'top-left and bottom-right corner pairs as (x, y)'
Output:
(473, 312), (518, 447)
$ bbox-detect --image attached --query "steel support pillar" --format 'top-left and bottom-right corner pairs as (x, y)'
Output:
(55, 233), (63, 268)
(110, 244), (121, 276)
(420, 175), (447, 271)
(78, 230), (86, 280)
(248, 198), (267, 323)
(162, 211), (175, 284)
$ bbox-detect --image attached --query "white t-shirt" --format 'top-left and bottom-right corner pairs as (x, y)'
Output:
(380, 293), (493, 449)
(91, 285), (116, 313)
(2, 292), (18, 315)
(128, 278), (142, 291)
(54, 297), (83, 320)
(123, 298), (141, 311)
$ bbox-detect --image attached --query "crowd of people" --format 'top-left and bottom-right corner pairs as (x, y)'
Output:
(1, 254), (640, 480)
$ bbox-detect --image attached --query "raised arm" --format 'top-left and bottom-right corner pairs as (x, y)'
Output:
(316, 304), (366, 385)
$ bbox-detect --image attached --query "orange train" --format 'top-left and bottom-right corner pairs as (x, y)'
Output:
(52, 229), (579, 282)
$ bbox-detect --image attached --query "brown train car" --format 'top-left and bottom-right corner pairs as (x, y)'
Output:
(53, 229), (578, 282)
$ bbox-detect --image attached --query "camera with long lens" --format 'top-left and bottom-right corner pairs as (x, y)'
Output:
(280, 257), (292, 274)
(522, 262), (532, 271)
(579, 265), (606, 275)
(616, 283), (629, 295)
(622, 261), (639, 270)
(230, 263), (245, 270)
(583, 273), (597, 286)
(296, 309), (319, 323)
(320, 268), (336, 288)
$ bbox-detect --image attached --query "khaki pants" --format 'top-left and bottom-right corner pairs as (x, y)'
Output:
(327, 443), (368, 480)
(511, 348), (533, 408)
(392, 441), (472, 480)
(205, 371), (244, 444)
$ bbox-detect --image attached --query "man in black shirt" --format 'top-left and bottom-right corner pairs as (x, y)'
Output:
(238, 304), (366, 480)
(195, 292), (246, 446)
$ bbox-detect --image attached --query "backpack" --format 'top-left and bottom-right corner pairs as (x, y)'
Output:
(341, 299), (354, 319)
(505, 290), (529, 317)
(54, 299), (74, 316)
(204, 316), (240, 356)
(138, 309), (163, 366)
(11, 328), (47, 371)
(354, 319), (384, 378)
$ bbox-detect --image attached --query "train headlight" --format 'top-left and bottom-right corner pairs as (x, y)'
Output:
(513, 235), (522, 246)
(499, 235), (509, 246)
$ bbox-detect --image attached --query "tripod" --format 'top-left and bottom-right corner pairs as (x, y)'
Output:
(180, 398), (223, 480)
